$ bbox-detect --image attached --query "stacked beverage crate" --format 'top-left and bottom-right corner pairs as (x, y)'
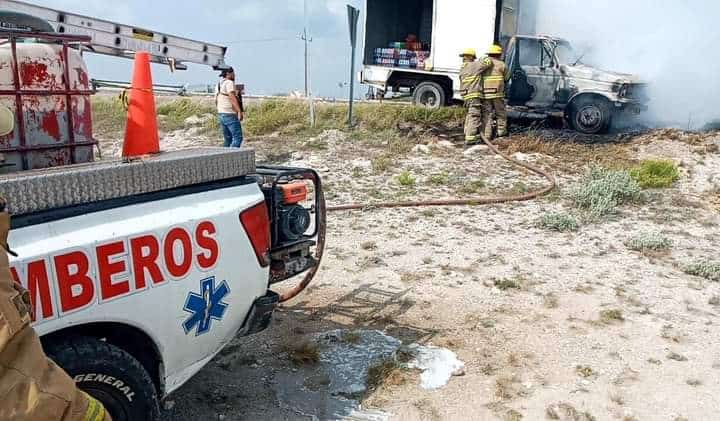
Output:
(373, 40), (430, 69)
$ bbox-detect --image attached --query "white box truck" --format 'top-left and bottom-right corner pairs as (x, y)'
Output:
(360, 0), (649, 134)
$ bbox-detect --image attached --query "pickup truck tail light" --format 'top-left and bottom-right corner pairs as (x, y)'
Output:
(240, 202), (271, 267)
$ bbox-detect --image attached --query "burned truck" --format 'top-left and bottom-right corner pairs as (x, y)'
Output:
(359, 0), (648, 134)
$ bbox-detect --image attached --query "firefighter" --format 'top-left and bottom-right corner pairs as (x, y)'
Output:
(459, 48), (486, 144)
(0, 105), (110, 421)
(477, 44), (509, 139)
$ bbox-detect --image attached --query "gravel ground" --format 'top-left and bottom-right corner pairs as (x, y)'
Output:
(99, 115), (720, 420)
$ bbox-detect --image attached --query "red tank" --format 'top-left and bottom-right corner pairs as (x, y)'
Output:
(0, 31), (96, 171)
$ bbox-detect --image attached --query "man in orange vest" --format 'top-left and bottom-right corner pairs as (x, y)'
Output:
(477, 44), (510, 139)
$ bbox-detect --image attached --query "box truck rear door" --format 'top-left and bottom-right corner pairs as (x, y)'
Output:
(432, 0), (497, 72)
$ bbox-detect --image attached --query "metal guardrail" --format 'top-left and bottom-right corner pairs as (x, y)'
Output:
(91, 79), (187, 96)
(92, 80), (409, 105)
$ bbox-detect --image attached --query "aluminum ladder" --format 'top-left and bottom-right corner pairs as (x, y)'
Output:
(0, 0), (227, 70)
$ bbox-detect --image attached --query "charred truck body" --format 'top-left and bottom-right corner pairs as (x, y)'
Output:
(360, 0), (649, 134)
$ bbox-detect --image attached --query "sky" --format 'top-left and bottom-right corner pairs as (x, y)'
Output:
(30, 0), (720, 127)
(33, 0), (365, 98)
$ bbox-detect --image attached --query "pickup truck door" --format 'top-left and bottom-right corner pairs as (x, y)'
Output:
(507, 38), (561, 108)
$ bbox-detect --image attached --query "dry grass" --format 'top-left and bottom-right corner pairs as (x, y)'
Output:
(400, 271), (430, 283)
(495, 375), (525, 401)
(504, 409), (524, 421)
(494, 277), (525, 291)
(503, 134), (635, 171)
(545, 402), (597, 421)
(543, 292), (560, 309)
(366, 358), (409, 391)
(284, 340), (321, 366)
(575, 365), (595, 378)
(599, 309), (625, 324)
(457, 179), (487, 195)
(610, 392), (626, 406)
(429, 172), (451, 185)
(667, 352), (688, 362)
(372, 155), (394, 174)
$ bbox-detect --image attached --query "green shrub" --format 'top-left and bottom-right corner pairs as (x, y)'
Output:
(397, 170), (416, 186)
(372, 155), (393, 173)
(684, 261), (720, 281)
(538, 212), (579, 232)
(568, 167), (642, 219)
(599, 309), (625, 324)
(91, 98), (127, 137)
(511, 182), (530, 194)
(155, 98), (214, 131)
(630, 159), (680, 188)
(458, 179), (487, 194)
(429, 172), (450, 185)
(240, 100), (465, 136)
(243, 100), (308, 135)
(625, 232), (672, 253)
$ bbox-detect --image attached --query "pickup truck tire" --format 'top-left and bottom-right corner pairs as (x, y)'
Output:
(568, 96), (612, 134)
(413, 81), (446, 109)
(45, 337), (160, 421)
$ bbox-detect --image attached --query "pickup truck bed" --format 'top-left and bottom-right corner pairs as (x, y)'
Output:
(1, 147), (255, 216)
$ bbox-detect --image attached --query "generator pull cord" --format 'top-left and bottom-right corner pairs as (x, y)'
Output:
(278, 134), (555, 303)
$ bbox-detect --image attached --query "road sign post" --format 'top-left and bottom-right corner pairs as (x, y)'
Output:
(347, 5), (360, 128)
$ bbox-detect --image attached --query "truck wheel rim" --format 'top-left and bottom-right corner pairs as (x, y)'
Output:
(419, 91), (438, 108)
(578, 105), (602, 130)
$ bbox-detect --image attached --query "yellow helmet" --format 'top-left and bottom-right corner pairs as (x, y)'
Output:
(488, 44), (503, 55)
(459, 48), (477, 58)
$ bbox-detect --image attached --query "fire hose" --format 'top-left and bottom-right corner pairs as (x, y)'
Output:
(278, 134), (556, 302)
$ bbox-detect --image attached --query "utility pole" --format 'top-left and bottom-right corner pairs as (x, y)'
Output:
(300, 27), (312, 98)
(300, 0), (312, 98)
(302, 0), (315, 126)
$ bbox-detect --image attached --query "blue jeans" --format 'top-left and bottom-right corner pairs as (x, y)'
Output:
(218, 113), (243, 147)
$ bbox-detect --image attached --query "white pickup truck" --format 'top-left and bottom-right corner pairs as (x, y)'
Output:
(4, 151), (325, 421)
(0, 14), (325, 421)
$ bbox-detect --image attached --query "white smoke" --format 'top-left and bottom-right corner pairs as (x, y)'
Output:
(528, 0), (720, 129)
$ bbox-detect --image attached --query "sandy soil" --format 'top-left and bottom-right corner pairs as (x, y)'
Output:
(99, 116), (720, 420)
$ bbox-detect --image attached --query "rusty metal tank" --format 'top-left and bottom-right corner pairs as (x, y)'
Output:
(0, 31), (96, 171)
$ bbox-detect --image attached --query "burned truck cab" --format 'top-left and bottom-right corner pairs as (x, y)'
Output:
(504, 35), (649, 134)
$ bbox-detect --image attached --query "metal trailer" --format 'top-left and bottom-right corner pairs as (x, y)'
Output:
(360, 0), (521, 107)
(0, 2), (228, 172)
(0, 31), (96, 171)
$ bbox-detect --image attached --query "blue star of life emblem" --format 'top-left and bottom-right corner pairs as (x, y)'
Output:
(182, 277), (230, 336)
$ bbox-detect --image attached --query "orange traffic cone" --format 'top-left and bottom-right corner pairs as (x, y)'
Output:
(122, 51), (160, 158)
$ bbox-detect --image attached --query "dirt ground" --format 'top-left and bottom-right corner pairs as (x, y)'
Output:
(98, 113), (720, 420)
